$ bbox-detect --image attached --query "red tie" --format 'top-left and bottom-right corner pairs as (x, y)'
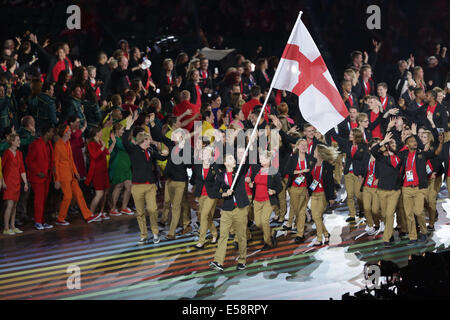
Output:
(348, 94), (353, 106)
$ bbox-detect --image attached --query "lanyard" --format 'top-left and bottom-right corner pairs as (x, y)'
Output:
(314, 165), (323, 182)
(298, 158), (307, 170)
(308, 141), (313, 154)
(408, 152), (416, 170)
(224, 173), (237, 204)
(368, 160), (375, 173)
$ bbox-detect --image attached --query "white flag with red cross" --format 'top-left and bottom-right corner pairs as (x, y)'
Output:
(272, 12), (349, 134)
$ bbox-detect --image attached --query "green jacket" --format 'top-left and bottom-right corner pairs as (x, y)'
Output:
(0, 95), (11, 130)
(63, 96), (86, 127)
(28, 93), (58, 133)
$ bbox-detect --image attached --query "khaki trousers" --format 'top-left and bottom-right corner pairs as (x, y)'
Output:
(395, 192), (407, 233)
(377, 189), (400, 242)
(167, 180), (187, 237)
(288, 186), (308, 237)
(425, 176), (441, 227)
(131, 184), (158, 239)
(230, 195), (253, 240)
(310, 192), (329, 242)
(198, 195), (218, 245)
(344, 173), (362, 218)
(253, 200), (274, 246)
(275, 178), (288, 222)
(214, 207), (248, 265)
(402, 187), (427, 240)
(161, 179), (171, 224)
(362, 187), (380, 227)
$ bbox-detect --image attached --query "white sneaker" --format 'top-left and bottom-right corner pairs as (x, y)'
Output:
(366, 227), (376, 236)
(101, 213), (110, 220)
(153, 234), (160, 244)
(379, 222), (385, 232)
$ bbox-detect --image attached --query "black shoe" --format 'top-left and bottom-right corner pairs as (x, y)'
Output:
(232, 241), (238, 250)
(312, 241), (322, 247)
(418, 233), (427, 242)
(346, 217), (356, 223)
(399, 232), (408, 239)
(426, 225), (435, 232)
(358, 211), (365, 218)
(261, 244), (272, 251)
(271, 232), (277, 248)
(193, 243), (205, 250)
(229, 233), (235, 240)
(236, 263), (246, 271)
(384, 242), (392, 248)
(295, 236), (305, 244)
(324, 236), (330, 245)
(158, 221), (166, 229)
(282, 225), (292, 231)
(407, 239), (418, 246)
(209, 261), (224, 272)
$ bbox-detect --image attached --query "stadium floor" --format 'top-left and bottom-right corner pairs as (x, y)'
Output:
(1, 187), (449, 300)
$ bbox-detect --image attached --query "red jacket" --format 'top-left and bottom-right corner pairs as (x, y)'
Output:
(52, 58), (73, 82)
(26, 137), (54, 184)
(173, 100), (200, 132)
(242, 98), (261, 120)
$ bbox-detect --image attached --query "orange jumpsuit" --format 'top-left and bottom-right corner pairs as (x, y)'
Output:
(53, 138), (92, 221)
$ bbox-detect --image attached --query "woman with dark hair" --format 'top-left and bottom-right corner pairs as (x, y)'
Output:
(54, 70), (70, 102)
(254, 58), (270, 90)
(85, 126), (116, 220)
(330, 127), (368, 223)
(184, 68), (202, 110)
(175, 52), (189, 82)
(69, 116), (88, 179)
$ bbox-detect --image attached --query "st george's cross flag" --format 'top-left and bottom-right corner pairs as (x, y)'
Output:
(272, 12), (349, 134)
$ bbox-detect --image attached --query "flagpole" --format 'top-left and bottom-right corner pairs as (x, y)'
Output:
(230, 11), (303, 191)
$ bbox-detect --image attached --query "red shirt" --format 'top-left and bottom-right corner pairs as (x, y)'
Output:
(390, 154), (400, 168)
(195, 84), (202, 108)
(370, 112), (383, 139)
(201, 168), (209, 196)
(379, 96), (388, 111)
(427, 103), (437, 114)
(224, 171), (237, 206)
(307, 140), (314, 154)
(254, 171), (269, 202)
(242, 99), (261, 120)
(291, 159), (307, 188)
(364, 159), (377, 188)
(312, 165), (324, 193)
(351, 145), (357, 158)
(173, 100), (200, 132)
(122, 103), (139, 114)
(363, 80), (371, 95)
(403, 151), (419, 187)
(245, 167), (253, 195)
(350, 121), (358, 129)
